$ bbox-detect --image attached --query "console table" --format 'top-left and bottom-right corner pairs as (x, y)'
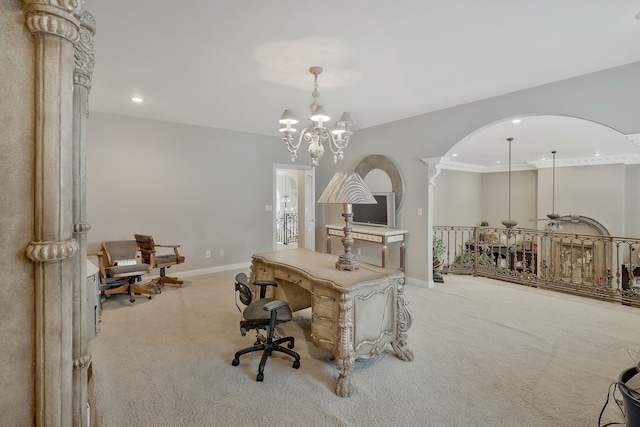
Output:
(325, 224), (408, 272)
(250, 249), (413, 397)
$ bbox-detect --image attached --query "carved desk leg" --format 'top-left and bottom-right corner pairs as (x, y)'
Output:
(335, 293), (355, 397)
(390, 278), (414, 361)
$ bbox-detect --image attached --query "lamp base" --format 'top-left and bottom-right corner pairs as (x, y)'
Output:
(335, 208), (359, 271)
(336, 253), (359, 271)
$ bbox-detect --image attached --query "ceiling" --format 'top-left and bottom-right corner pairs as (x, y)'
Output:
(84, 1), (640, 166)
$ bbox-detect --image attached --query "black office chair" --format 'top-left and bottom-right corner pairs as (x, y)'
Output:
(231, 272), (300, 381)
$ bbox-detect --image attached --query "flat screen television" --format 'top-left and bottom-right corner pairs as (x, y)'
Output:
(352, 192), (396, 228)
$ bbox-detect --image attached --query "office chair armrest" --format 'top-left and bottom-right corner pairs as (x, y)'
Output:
(253, 280), (277, 299)
(263, 299), (288, 312)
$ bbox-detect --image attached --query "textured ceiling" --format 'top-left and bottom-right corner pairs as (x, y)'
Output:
(84, 0), (640, 165)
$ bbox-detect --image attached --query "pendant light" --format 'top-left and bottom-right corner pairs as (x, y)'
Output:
(501, 137), (518, 229)
(546, 150), (560, 221)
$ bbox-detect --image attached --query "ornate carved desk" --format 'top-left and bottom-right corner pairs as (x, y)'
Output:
(250, 249), (413, 397)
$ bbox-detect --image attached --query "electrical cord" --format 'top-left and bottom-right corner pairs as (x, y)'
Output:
(598, 382), (625, 427)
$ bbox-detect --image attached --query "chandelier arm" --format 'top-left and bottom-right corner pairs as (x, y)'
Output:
(327, 134), (352, 153)
(284, 133), (302, 152)
(282, 131), (304, 162)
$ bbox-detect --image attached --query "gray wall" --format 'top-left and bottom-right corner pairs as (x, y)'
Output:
(86, 62), (640, 284)
(86, 113), (294, 272)
(624, 164), (640, 239)
(433, 169), (484, 226)
(537, 164), (626, 236)
(314, 61), (640, 281)
(481, 170), (538, 228)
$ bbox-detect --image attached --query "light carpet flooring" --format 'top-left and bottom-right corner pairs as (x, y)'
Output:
(88, 269), (639, 426)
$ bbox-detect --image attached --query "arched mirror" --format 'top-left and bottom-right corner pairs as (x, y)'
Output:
(354, 154), (404, 212)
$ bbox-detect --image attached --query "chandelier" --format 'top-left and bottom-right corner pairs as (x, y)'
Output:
(278, 66), (355, 167)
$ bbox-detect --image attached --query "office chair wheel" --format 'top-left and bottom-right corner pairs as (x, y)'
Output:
(231, 358), (239, 367)
(288, 342), (295, 349)
(130, 298), (135, 303)
(293, 360), (300, 369)
(256, 373), (264, 382)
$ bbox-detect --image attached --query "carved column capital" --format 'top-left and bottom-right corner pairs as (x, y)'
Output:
(22, 0), (82, 43)
(26, 239), (79, 263)
(421, 156), (444, 185)
(74, 10), (95, 89)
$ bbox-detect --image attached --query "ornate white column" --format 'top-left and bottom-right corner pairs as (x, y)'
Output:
(72, 9), (95, 426)
(22, 1), (82, 425)
(421, 157), (442, 288)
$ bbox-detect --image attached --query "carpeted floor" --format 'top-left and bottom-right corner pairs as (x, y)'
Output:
(88, 270), (638, 426)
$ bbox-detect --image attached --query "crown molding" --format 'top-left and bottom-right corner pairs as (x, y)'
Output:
(429, 133), (640, 173)
(626, 133), (640, 146)
(435, 157), (535, 173)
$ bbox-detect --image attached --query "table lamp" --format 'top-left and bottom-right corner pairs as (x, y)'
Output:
(317, 172), (377, 271)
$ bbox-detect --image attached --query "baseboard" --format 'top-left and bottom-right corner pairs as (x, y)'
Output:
(170, 262), (251, 279)
(406, 277), (434, 288)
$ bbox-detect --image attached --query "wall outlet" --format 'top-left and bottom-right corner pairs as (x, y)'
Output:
(356, 248), (361, 255)
(417, 208), (423, 216)
(219, 249), (225, 256)
(205, 251), (211, 258)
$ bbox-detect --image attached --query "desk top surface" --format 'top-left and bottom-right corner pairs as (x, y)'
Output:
(325, 223), (408, 236)
(252, 249), (403, 289)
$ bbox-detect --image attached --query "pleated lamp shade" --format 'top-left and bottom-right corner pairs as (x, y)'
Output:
(317, 172), (376, 205)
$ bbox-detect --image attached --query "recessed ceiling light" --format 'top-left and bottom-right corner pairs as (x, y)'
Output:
(496, 160), (501, 164)
(512, 119), (521, 124)
(130, 96), (144, 103)
(594, 152), (601, 156)
(452, 153), (458, 157)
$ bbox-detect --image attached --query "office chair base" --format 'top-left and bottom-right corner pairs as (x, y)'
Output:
(232, 336), (300, 381)
(144, 276), (183, 293)
(103, 283), (155, 303)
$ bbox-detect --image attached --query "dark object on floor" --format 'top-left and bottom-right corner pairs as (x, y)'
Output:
(619, 366), (640, 427)
(434, 271), (445, 283)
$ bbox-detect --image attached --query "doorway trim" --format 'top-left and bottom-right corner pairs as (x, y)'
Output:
(273, 164), (315, 251)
